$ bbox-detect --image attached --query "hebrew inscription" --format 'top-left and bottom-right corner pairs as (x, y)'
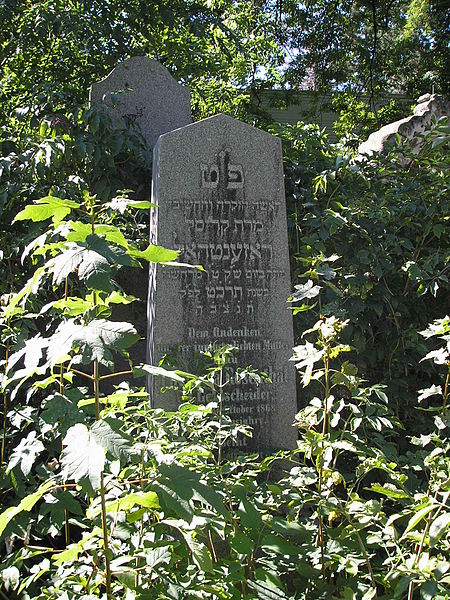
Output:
(148, 114), (297, 452)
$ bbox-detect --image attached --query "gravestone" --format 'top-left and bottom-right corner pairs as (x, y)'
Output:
(90, 57), (192, 372)
(148, 114), (297, 452)
(90, 56), (192, 149)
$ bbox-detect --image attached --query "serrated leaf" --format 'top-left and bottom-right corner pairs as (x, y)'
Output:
(87, 491), (160, 519)
(14, 196), (79, 225)
(61, 423), (105, 489)
(48, 245), (111, 290)
(7, 431), (45, 476)
(14, 205), (68, 225)
(47, 319), (138, 368)
(91, 418), (133, 461)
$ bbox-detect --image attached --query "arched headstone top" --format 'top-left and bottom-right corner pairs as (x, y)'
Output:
(158, 112), (281, 145)
(89, 56), (192, 149)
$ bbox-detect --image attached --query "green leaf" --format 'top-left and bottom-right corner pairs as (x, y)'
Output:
(230, 530), (254, 554)
(47, 319), (139, 368)
(429, 513), (450, 545)
(403, 504), (436, 537)
(4, 266), (47, 318)
(234, 488), (262, 530)
(7, 431), (45, 476)
(182, 529), (213, 572)
(14, 196), (79, 225)
(130, 244), (179, 263)
(261, 533), (302, 556)
(87, 491), (160, 519)
(135, 364), (186, 383)
(247, 579), (290, 599)
(91, 418), (133, 461)
(52, 528), (101, 566)
(60, 423), (105, 489)
(0, 481), (54, 537)
(49, 245), (111, 291)
(368, 483), (411, 499)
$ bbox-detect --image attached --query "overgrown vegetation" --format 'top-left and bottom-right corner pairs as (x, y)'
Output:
(1, 2), (449, 597)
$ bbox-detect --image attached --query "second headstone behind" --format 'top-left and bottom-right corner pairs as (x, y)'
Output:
(90, 56), (192, 149)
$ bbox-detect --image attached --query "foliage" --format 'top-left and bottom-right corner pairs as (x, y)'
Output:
(280, 117), (449, 431)
(0, 4), (449, 597)
(278, 0), (449, 98)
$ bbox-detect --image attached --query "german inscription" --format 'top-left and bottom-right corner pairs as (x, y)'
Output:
(148, 114), (297, 452)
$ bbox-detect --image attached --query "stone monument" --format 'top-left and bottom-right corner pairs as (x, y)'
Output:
(90, 57), (192, 371)
(90, 56), (192, 149)
(148, 114), (298, 452)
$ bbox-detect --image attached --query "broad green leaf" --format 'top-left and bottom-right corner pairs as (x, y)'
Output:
(87, 491), (160, 519)
(368, 483), (411, 499)
(7, 431), (45, 476)
(14, 197), (79, 225)
(47, 319), (138, 368)
(261, 533), (302, 556)
(48, 245), (111, 291)
(230, 530), (254, 554)
(130, 244), (179, 263)
(91, 418), (133, 461)
(182, 530), (213, 572)
(60, 423), (105, 489)
(85, 234), (133, 267)
(235, 494), (262, 530)
(4, 266), (46, 318)
(0, 481), (53, 537)
(14, 205), (67, 224)
(52, 528), (101, 566)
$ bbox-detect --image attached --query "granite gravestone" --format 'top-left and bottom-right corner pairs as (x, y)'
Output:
(148, 114), (297, 451)
(90, 56), (192, 149)
(90, 58), (192, 372)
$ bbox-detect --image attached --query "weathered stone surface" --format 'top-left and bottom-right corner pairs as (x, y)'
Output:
(358, 94), (450, 157)
(90, 56), (192, 149)
(148, 114), (298, 452)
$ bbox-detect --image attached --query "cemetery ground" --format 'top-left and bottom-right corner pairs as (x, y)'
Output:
(0, 80), (449, 599)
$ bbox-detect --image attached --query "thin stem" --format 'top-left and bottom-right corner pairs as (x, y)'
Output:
(99, 370), (133, 381)
(70, 368), (94, 381)
(346, 513), (377, 595)
(94, 357), (112, 599)
(442, 369), (449, 416)
(217, 367), (224, 465)
(317, 351), (330, 582)
(1, 341), (10, 465)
